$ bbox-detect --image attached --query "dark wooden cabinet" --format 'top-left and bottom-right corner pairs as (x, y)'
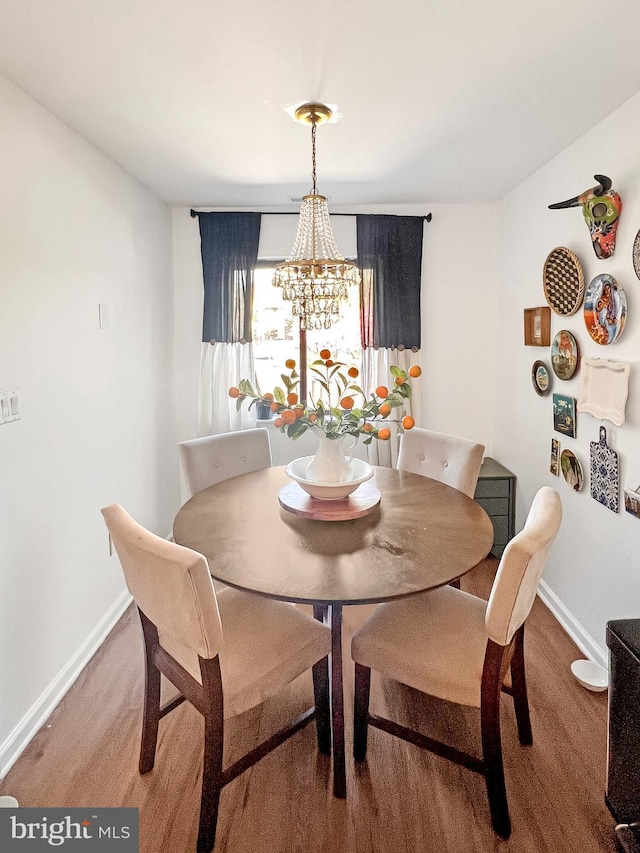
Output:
(474, 458), (516, 558)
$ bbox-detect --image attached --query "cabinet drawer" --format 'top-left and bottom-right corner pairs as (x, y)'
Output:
(491, 515), (510, 545)
(475, 479), (510, 499)
(475, 497), (509, 517)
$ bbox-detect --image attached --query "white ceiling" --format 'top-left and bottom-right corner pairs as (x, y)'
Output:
(2, 0), (640, 207)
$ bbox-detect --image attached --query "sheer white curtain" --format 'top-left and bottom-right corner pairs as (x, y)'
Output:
(361, 348), (422, 468)
(197, 341), (257, 436)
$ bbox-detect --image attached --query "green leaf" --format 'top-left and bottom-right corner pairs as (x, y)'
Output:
(291, 369), (298, 379)
(349, 384), (365, 396)
(363, 437), (373, 445)
(338, 372), (348, 387)
(390, 366), (407, 378)
(275, 386), (286, 404)
(236, 397), (243, 412)
(287, 419), (308, 439)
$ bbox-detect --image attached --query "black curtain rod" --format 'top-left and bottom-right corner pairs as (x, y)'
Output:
(190, 209), (432, 222)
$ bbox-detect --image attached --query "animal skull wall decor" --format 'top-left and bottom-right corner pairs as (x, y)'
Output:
(549, 175), (622, 259)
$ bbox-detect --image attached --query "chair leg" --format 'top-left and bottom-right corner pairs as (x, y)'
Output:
(198, 657), (224, 853)
(481, 642), (511, 839)
(510, 625), (533, 746)
(138, 609), (161, 774)
(312, 656), (332, 754)
(353, 663), (371, 761)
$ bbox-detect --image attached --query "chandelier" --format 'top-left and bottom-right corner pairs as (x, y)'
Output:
(273, 103), (361, 331)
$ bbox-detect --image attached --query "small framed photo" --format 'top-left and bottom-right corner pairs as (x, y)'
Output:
(553, 393), (576, 439)
(524, 307), (551, 346)
(550, 438), (560, 475)
(624, 488), (640, 519)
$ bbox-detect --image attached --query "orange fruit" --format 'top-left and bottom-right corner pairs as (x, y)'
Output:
(281, 409), (296, 425)
(287, 392), (299, 406)
(378, 428), (391, 441)
(325, 359), (334, 367)
(270, 401), (280, 412)
(379, 403), (392, 417)
(228, 387), (240, 398)
(274, 417), (283, 428)
(285, 359), (296, 369)
(340, 396), (354, 409)
(347, 366), (359, 378)
(320, 349), (331, 360)
(362, 423), (373, 433)
(262, 392), (274, 401)
(375, 385), (389, 399)
(308, 412), (318, 421)
(294, 406), (305, 419)
(409, 365), (422, 378)
(395, 376), (406, 385)
(402, 415), (415, 430)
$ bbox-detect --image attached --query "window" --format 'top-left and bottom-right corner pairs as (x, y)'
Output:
(252, 265), (362, 399)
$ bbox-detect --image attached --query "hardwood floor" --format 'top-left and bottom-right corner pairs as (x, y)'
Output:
(1, 560), (617, 852)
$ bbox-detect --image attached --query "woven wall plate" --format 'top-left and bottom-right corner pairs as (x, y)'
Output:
(543, 246), (585, 316)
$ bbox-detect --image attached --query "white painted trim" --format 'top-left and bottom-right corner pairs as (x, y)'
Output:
(0, 589), (132, 780)
(537, 579), (608, 669)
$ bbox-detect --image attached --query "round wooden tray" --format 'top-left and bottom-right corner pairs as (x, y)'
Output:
(543, 246), (585, 316)
(278, 481), (381, 521)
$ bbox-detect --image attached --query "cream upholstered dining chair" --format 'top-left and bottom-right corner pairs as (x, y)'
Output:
(397, 426), (485, 498)
(351, 486), (562, 838)
(178, 428), (272, 501)
(102, 504), (331, 853)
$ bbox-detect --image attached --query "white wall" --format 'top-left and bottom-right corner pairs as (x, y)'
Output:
(496, 90), (640, 663)
(172, 203), (499, 455)
(0, 76), (177, 775)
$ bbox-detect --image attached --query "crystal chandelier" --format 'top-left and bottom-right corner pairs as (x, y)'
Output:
(273, 103), (361, 331)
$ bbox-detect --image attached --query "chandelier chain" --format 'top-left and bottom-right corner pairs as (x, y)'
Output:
(311, 120), (317, 195)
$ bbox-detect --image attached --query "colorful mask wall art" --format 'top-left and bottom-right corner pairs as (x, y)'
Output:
(549, 175), (622, 259)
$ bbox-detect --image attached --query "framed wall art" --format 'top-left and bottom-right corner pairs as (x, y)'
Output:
(532, 360), (551, 395)
(551, 330), (579, 380)
(524, 307), (551, 346)
(550, 438), (560, 475)
(625, 487), (640, 519)
(553, 393), (576, 439)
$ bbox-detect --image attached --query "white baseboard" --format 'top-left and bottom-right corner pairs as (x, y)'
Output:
(0, 588), (133, 780)
(537, 579), (608, 669)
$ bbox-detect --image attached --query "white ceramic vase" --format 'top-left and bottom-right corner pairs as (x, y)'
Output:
(304, 429), (356, 483)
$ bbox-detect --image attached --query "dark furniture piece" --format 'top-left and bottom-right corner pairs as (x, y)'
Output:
(474, 458), (516, 557)
(174, 465), (493, 800)
(607, 619), (640, 852)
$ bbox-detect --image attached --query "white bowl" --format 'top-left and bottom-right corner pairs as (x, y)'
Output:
(570, 659), (608, 692)
(285, 456), (374, 500)
(0, 796), (19, 807)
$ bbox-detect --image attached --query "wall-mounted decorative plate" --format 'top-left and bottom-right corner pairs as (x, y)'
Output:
(633, 229), (640, 281)
(543, 246), (585, 316)
(560, 449), (584, 492)
(551, 331), (579, 380)
(577, 357), (630, 426)
(532, 360), (551, 395)
(584, 274), (626, 345)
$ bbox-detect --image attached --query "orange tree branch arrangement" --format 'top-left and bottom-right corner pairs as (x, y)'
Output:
(229, 349), (420, 444)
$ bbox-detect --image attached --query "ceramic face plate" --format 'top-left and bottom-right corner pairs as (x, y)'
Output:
(583, 274), (626, 345)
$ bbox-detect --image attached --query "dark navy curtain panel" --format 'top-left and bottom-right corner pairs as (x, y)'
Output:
(356, 214), (424, 350)
(196, 212), (261, 343)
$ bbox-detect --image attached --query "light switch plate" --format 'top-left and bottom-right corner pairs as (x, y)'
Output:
(0, 388), (20, 424)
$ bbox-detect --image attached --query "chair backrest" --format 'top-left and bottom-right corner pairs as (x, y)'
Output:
(102, 504), (223, 661)
(397, 427), (485, 498)
(178, 428), (272, 500)
(485, 487), (562, 646)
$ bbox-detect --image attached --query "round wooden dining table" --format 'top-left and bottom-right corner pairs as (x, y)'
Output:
(173, 465), (494, 799)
